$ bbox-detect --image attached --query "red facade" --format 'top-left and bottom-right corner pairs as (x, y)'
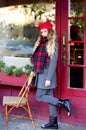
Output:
(0, 0), (86, 126)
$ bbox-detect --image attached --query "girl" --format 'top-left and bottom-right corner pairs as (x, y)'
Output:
(30, 22), (71, 129)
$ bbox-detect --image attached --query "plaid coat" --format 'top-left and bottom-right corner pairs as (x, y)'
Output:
(35, 42), (58, 89)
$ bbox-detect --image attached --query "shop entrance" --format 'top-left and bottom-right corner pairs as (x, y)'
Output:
(56, 0), (86, 125)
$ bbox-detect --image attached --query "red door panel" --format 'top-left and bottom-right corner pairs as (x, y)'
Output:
(56, 0), (86, 125)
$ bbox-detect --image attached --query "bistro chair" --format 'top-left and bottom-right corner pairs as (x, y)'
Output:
(3, 73), (35, 129)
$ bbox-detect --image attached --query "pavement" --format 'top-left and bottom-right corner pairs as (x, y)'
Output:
(0, 114), (86, 130)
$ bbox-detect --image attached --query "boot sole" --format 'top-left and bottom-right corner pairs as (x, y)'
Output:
(41, 124), (58, 129)
(41, 126), (58, 129)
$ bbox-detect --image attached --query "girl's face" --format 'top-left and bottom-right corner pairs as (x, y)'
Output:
(40, 29), (48, 37)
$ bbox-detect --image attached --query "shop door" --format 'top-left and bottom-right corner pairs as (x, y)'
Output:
(56, 0), (86, 125)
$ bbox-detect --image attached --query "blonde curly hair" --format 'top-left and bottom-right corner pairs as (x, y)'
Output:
(33, 29), (56, 57)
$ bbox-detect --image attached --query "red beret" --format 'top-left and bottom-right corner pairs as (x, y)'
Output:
(38, 22), (53, 30)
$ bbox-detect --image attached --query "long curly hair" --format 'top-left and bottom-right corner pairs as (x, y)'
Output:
(33, 29), (56, 57)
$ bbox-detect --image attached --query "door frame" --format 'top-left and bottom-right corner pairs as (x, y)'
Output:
(56, 0), (86, 98)
(56, 0), (86, 125)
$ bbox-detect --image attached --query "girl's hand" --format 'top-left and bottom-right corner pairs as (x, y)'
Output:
(45, 80), (51, 87)
(30, 71), (35, 76)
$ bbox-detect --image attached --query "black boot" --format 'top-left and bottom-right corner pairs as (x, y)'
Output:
(41, 116), (58, 129)
(58, 99), (71, 116)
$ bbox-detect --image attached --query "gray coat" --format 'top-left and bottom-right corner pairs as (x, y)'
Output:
(36, 42), (58, 89)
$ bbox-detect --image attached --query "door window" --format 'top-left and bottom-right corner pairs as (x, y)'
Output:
(68, 0), (85, 88)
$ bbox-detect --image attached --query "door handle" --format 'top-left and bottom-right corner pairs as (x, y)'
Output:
(62, 31), (67, 66)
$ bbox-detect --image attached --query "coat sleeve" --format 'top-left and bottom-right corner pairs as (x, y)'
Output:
(46, 42), (58, 81)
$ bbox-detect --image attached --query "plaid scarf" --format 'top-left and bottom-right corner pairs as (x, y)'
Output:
(31, 36), (50, 73)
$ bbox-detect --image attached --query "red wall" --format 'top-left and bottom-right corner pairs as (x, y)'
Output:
(0, 72), (50, 121)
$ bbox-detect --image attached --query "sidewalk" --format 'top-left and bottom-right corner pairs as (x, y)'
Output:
(0, 114), (86, 130)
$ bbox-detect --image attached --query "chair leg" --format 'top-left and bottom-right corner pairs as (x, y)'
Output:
(27, 101), (35, 128)
(5, 105), (8, 129)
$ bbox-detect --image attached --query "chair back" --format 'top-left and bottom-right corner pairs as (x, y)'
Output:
(17, 74), (34, 107)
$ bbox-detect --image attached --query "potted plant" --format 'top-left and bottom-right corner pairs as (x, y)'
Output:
(0, 60), (33, 86)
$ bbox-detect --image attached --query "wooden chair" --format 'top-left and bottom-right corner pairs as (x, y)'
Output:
(3, 74), (35, 129)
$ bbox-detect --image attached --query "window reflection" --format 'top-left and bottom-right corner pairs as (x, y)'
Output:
(68, 0), (84, 89)
(0, 3), (55, 67)
(70, 22), (84, 41)
(70, 0), (84, 17)
(70, 24), (84, 65)
(70, 67), (83, 88)
(70, 43), (83, 65)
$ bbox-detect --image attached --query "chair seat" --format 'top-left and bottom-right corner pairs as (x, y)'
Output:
(3, 96), (26, 106)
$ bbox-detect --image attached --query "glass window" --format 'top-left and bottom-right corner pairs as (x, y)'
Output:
(69, 43), (83, 65)
(69, 19), (84, 41)
(69, 0), (84, 17)
(0, 3), (55, 68)
(69, 67), (83, 88)
(68, 0), (84, 89)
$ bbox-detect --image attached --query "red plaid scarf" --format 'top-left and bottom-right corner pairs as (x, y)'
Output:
(31, 36), (50, 73)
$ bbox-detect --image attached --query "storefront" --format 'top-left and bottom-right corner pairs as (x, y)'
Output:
(0, 0), (86, 126)
(56, 0), (86, 125)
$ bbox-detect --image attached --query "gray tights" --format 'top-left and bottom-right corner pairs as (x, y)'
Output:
(36, 88), (59, 117)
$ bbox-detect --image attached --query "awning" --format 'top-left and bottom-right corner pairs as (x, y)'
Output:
(0, 0), (55, 7)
